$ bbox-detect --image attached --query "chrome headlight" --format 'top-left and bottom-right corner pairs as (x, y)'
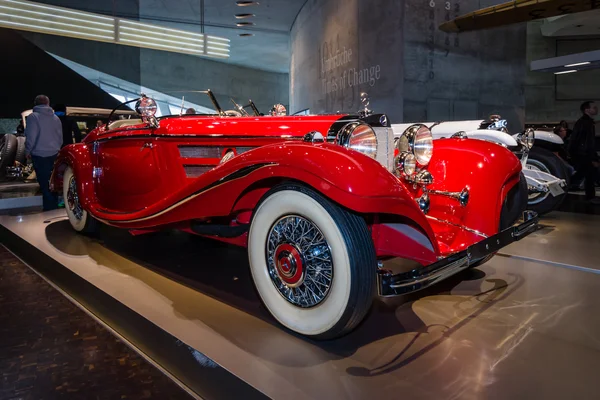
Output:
(396, 124), (433, 166)
(135, 96), (157, 118)
(338, 122), (377, 159)
(397, 153), (417, 176)
(519, 128), (535, 149)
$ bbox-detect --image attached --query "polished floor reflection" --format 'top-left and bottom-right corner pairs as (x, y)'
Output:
(1, 210), (599, 399)
(0, 245), (191, 400)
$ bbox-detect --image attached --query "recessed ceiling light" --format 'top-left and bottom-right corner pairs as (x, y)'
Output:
(235, 13), (255, 19)
(236, 1), (259, 6)
(554, 70), (577, 75)
(236, 22), (255, 27)
(239, 33), (254, 37)
(565, 62), (590, 67)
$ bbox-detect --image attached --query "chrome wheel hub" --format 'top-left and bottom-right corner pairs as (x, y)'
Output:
(67, 176), (83, 220)
(267, 215), (333, 308)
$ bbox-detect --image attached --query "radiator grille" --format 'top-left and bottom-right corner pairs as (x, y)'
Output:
(374, 127), (395, 173)
(179, 146), (223, 158)
(236, 146), (256, 154)
(184, 165), (213, 178)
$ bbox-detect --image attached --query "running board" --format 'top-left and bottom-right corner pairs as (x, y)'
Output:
(190, 221), (249, 238)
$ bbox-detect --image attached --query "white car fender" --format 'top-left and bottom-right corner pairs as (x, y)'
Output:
(531, 130), (564, 145)
(392, 121), (518, 146)
(456, 130), (519, 147)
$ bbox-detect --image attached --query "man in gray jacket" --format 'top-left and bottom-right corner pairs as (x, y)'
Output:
(25, 95), (62, 211)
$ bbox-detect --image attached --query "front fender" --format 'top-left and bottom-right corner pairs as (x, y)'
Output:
(424, 138), (522, 252)
(51, 143), (95, 207)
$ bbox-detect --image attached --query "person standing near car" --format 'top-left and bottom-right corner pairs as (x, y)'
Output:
(24, 95), (62, 211)
(568, 101), (599, 204)
(54, 104), (82, 148)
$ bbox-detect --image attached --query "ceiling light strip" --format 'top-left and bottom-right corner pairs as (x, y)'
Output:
(119, 19), (205, 39)
(554, 70), (577, 75)
(206, 46), (230, 52)
(119, 38), (205, 55)
(207, 35), (230, 43)
(0, 13), (114, 34)
(4, 0), (113, 22)
(0, 19), (114, 40)
(119, 32), (204, 49)
(0, 0), (230, 59)
(205, 41), (230, 48)
(206, 51), (229, 58)
(0, 4), (113, 26)
(119, 26), (205, 44)
(564, 62), (591, 67)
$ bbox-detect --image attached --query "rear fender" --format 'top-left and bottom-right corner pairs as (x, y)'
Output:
(50, 144), (95, 207)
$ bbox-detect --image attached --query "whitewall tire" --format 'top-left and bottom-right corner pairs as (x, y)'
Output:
(248, 184), (376, 340)
(63, 166), (98, 234)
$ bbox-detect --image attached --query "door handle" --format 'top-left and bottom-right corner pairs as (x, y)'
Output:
(140, 142), (154, 151)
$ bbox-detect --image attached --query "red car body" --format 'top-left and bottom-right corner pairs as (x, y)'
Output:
(50, 108), (537, 339)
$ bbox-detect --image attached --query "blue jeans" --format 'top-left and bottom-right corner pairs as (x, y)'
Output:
(31, 154), (58, 211)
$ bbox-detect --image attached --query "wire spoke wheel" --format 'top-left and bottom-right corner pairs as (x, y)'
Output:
(267, 215), (333, 308)
(67, 175), (84, 220)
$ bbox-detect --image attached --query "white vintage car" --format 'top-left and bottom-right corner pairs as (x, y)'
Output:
(393, 118), (569, 215)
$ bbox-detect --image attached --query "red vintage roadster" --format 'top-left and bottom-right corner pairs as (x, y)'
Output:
(50, 91), (537, 339)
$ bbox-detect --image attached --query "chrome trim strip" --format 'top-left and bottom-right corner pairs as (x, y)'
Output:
(95, 163), (276, 224)
(425, 215), (488, 238)
(97, 133), (305, 142)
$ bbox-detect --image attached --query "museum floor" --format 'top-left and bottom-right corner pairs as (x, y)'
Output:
(1, 205), (599, 399)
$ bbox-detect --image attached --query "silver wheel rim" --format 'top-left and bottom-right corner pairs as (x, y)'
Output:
(67, 175), (83, 220)
(266, 215), (333, 308)
(526, 159), (552, 204)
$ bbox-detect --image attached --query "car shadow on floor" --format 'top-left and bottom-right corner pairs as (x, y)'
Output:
(45, 220), (520, 370)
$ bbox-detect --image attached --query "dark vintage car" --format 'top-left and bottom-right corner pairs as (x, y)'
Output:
(50, 91), (538, 339)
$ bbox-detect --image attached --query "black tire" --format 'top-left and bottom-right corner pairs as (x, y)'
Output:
(15, 136), (27, 165)
(0, 133), (18, 177)
(526, 147), (568, 216)
(248, 183), (376, 340)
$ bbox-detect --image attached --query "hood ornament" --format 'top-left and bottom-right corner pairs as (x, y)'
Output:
(358, 92), (372, 117)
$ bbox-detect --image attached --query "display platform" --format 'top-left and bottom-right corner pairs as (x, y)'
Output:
(0, 181), (41, 211)
(1, 210), (600, 399)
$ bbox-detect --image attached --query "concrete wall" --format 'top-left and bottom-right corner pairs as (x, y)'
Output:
(290, 0), (404, 121)
(139, 49), (289, 113)
(290, 0), (527, 130)
(525, 21), (600, 124)
(402, 0), (527, 131)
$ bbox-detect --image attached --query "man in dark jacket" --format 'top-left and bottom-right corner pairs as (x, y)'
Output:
(54, 104), (82, 148)
(568, 101), (599, 204)
(24, 95), (62, 211)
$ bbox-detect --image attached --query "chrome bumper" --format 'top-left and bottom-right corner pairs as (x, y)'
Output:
(377, 210), (538, 297)
(523, 168), (567, 194)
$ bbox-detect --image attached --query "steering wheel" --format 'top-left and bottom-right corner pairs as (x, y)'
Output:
(230, 98), (250, 116)
(223, 109), (243, 117)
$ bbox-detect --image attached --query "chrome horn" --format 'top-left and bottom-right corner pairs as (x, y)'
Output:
(428, 187), (469, 207)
